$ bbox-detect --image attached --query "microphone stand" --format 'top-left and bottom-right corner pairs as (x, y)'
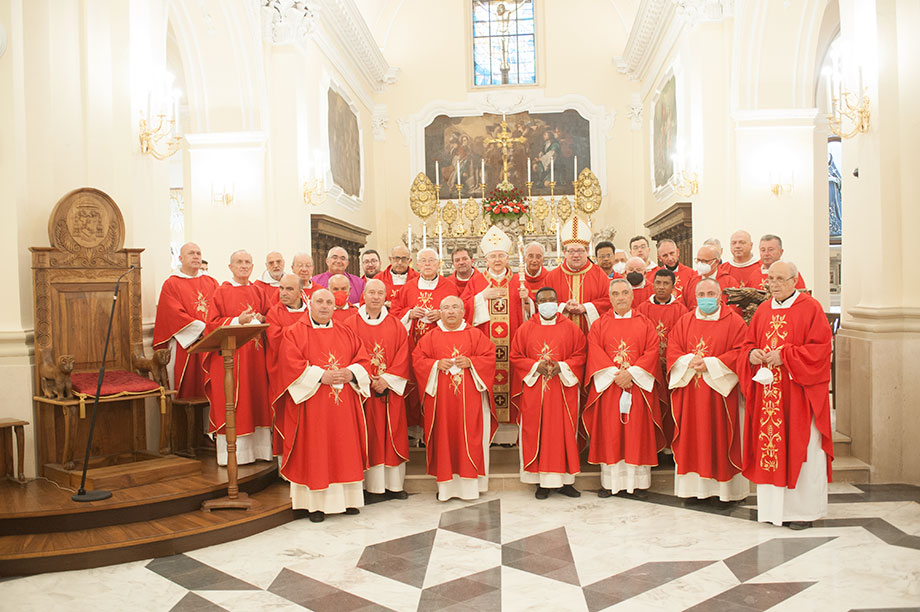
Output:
(72, 265), (134, 502)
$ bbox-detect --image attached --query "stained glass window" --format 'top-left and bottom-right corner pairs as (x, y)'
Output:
(472, 1), (536, 87)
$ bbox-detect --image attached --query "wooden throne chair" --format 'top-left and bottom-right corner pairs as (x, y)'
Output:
(31, 188), (200, 490)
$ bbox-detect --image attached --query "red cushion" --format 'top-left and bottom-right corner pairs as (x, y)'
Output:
(71, 370), (161, 397)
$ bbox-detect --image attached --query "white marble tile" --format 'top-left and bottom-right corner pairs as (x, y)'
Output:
(0, 560), (187, 612)
(607, 560), (741, 612)
(500, 565), (588, 612)
(422, 528), (502, 589)
(197, 589), (306, 612)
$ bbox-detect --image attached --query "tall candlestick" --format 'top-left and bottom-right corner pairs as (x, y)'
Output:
(456, 160), (461, 185)
(407, 224), (412, 250)
(438, 220), (444, 261)
(518, 235), (524, 273)
(550, 159), (554, 183)
(434, 161), (439, 186)
(555, 225), (562, 264)
(481, 158), (485, 183)
(527, 158), (531, 182)
(573, 155), (578, 181)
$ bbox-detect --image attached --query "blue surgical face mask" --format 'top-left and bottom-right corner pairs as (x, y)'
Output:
(538, 302), (558, 319)
(697, 297), (719, 314)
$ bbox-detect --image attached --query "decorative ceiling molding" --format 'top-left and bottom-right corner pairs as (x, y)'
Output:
(615, 0), (677, 82)
(371, 105), (388, 141)
(261, 0), (398, 98)
(673, 0), (734, 26)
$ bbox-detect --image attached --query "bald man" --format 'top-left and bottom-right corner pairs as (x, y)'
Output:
(718, 230), (762, 288)
(254, 251), (285, 304)
(683, 244), (740, 311)
(377, 245), (419, 305)
(313, 246), (365, 304)
(291, 252), (318, 303)
(624, 256), (653, 304)
(328, 273), (356, 323)
(153, 242), (219, 400)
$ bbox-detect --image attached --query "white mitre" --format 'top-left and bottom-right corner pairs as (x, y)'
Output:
(561, 216), (592, 247)
(480, 225), (512, 255)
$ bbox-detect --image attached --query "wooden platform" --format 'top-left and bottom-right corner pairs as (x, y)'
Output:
(0, 458), (289, 577)
(44, 453), (202, 491)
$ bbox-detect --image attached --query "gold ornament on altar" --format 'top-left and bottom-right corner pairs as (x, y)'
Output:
(441, 200), (460, 235)
(409, 173), (437, 221)
(532, 197), (550, 233)
(556, 195), (573, 222)
(576, 168), (602, 216)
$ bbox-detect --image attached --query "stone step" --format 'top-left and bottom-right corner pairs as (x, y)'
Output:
(833, 430), (852, 457)
(831, 455), (871, 484)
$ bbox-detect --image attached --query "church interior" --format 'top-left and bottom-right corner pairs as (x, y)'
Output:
(1, 0), (919, 609)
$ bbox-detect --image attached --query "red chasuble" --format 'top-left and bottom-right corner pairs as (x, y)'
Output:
(345, 310), (411, 469)
(265, 301), (308, 455)
(583, 312), (665, 467)
(202, 282), (271, 437)
(253, 279), (281, 305)
(449, 268), (486, 295)
(544, 262), (612, 333)
(647, 264), (695, 301)
(332, 305), (356, 324)
(274, 319), (371, 489)
(153, 273), (219, 399)
(523, 266), (550, 300)
(510, 314), (586, 477)
(719, 260), (763, 289)
(391, 277), (461, 427)
(378, 265), (419, 304)
(666, 308), (747, 482)
(739, 293), (833, 487)
(461, 269), (525, 423)
(412, 325), (497, 483)
(631, 284), (653, 306)
(636, 296), (688, 446)
(683, 271), (741, 310)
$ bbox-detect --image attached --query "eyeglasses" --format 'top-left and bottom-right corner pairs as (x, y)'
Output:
(767, 276), (795, 283)
(391, 256), (410, 262)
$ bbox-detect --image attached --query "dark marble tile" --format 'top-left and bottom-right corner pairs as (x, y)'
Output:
(439, 499), (502, 544)
(688, 581), (816, 611)
(357, 529), (436, 587)
(581, 561), (715, 612)
(168, 592), (228, 612)
(722, 537), (836, 582)
(856, 483), (920, 503)
(147, 554), (258, 591)
(418, 567), (501, 612)
(268, 568), (392, 611)
(502, 527), (579, 586)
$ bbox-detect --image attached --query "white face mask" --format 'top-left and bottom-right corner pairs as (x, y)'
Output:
(612, 262), (627, 275)
(537, 302), (558, 319)
(694, 262), (712, 276)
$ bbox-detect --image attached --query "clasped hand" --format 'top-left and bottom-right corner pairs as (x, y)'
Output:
(437, 355), (472, 371)
(482, 287), (505, 301)
(688, 355), (707, 372)
(749, 348), (782, 367)
(537, 358), (560, 378)
(613, 368), (634, 389)
(370, 375), (390, 393)
(238, 306), (265, 325)
(563, 300), (586, 315)
(321, 368), (353, 385)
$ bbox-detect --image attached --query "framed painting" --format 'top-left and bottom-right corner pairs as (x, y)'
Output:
(327, 88), (361, 198)
(424, 109), (589, 197)
(652, 74), (677, 191)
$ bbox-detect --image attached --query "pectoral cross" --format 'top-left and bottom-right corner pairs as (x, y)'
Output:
(484, 117), (527, 185)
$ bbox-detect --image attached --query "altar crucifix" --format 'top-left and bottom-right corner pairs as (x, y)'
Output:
(485, 114), (527, 187)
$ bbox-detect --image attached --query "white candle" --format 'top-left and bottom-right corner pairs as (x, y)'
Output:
(438, 220), (444, 261)
(434, 161), (439, 185)
(555, 225), (562, 261)
(574, 155), (578, 181)
(502, 112), (506, 123)
(858, 66), (864, 94)
(456, 160), (461, 185)
(481, 158), (485, 183)
(408, 224), (412, 249)
(423, 223), (427, 250)
(550, 159), (554, 182)
(527, 158), (531, 183)
(518, 235), (524, 272)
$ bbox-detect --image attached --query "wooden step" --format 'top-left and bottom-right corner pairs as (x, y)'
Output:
(44, 455), (202, 490)
(0, 482), (294, 577)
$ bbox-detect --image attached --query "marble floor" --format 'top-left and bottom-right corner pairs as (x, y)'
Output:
(2, 481), (920, 612)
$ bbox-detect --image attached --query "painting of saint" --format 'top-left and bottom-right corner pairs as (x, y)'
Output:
(653, 74), (678, 190)
(328, 88), (361, 198)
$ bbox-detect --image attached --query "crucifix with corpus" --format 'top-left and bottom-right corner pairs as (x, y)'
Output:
(484, 113), (526, 188)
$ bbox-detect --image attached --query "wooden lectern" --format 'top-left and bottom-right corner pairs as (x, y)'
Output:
(188, 323), (268, 511)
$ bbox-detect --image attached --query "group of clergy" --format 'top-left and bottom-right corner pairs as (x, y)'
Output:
(152, 218), (832, 530)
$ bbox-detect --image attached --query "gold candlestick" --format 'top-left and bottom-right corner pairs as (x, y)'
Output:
(525, 181), (535, 234)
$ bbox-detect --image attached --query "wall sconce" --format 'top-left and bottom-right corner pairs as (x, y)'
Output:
(211, 183), (234, 207)
(769, 172), (794, 198)
(139, 81), (183, 160)
(303, 177), (328, 206)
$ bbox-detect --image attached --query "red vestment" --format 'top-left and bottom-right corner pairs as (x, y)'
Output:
(636, 296), (688, 446)
(647, 263), (695, 301)
(344, 309), (411, 470)
(253, 279), (281, 305)
(462, 269), (525, 423)
(449, 268), (486, 295)
(377, 265), (419, 304)
(544, 261), (612, 333)
(583, 311), (665, 467)
(683, 271), (741, 310)
(332, 305), (356, 324)
(412, 324), (497, 484)
(510, 314), (586, 478)
(631, 283), (653, 306)
(274, 318), (370, 490)
(739, 293), (833, 487)
(719, 260), (763, 288)
(666, 308), (747, 482)
(523, 266), (550, 300)
(153, 273), (219, 399)
(391, 276), (461, 427)
(265, 301), (308, 455)
(202, 282), (271, 438)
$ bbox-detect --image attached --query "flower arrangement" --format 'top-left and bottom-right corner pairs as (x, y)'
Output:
(482, 185), (529, 223)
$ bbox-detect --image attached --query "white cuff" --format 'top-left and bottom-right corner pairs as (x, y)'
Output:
(668, 353), (696, 389)
(380, 373), (408, 396)
(288, 365), (325, 403)
(557, 361), (578, 387)
(347, 364), (371, 398)
(702, 357), (739, 397)
(425, 363), (439, 396)
(174, 320), (206, 349)
(468, 365), (489, 392)
(472, 291), (490, 327)
(400, 310), (412, 332)
(593, 366), (618, 393)
(584, 302), (600, 328)
(523, 361), (541, 387)
(626, 365), (655, 392)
